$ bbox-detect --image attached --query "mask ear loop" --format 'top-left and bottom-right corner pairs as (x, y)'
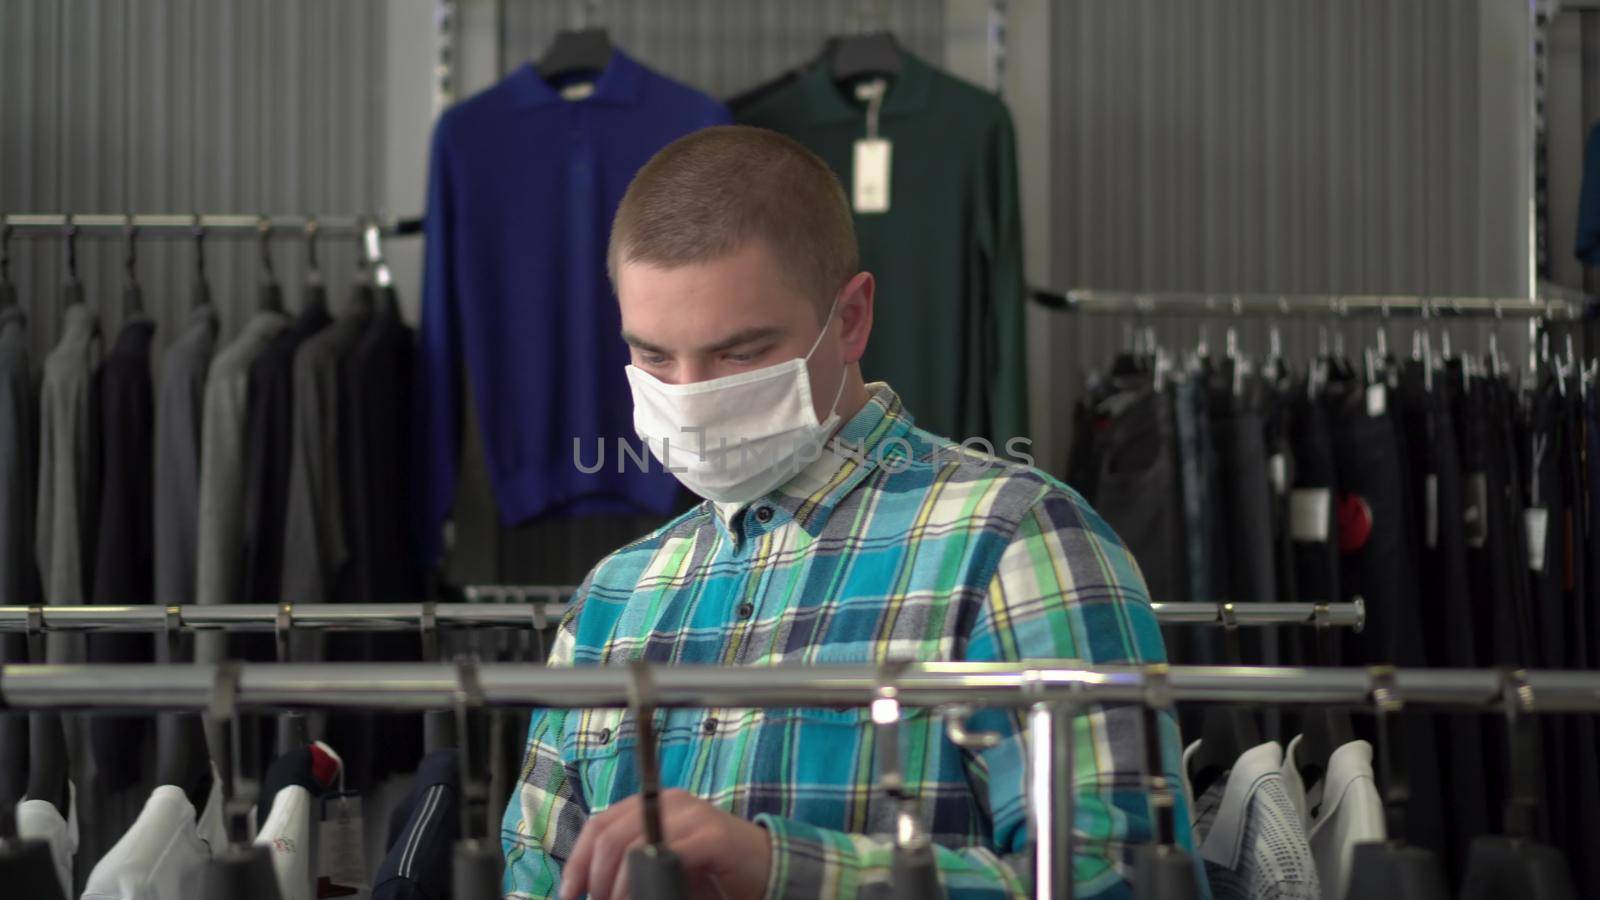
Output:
(805, 291), (851, 423)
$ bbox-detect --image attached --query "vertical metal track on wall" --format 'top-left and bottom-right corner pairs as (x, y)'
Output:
(988, 0), (1008, 96)
(1536, 0), (1552, 296)
(435, 0), (458, 116)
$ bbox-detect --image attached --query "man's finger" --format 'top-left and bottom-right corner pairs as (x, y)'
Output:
(587, 814), (647, 900)
(603, 833), (651, 900)
(563, 796), (639, 900)
(596, 794), (707, 900)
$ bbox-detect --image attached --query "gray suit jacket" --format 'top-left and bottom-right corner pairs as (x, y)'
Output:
(153, 305), (218, 617)
(195, 309), (286, 662)
(35, 302), (101, 662)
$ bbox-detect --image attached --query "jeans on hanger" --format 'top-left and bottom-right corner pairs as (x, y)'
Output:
(1079, 380), (1187, 610)
(1399, 364), (1491, 886)
(1210, 376), (1278, 670)
(1527, 383), (1571, 849)
(1175, 376), (1211, 607)
(1327, 375), (1448, 861)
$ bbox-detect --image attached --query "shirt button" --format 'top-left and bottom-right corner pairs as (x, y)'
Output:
(702, 717), (718, 735)
(597, 728), (612, 744)
(736, 602), (755, 620)
(754, 505), (774, 523)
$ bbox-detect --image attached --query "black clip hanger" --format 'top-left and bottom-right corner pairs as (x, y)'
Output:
(257, 216), (282, 313)
(873, 663), (938, 899)
(625, 660), (689, 900)
(1369, 666), (1410, 841)
(1132, 664), (1201, 899)
(207, 661), (244, 842)
(274, 603), (307, 755)
(122, 217), (143, 318)
(301, 217), (327, 315)
(1501, 669), (1540, 840)
(190, 214), (212, 310)
(61, 219), (83, 311)
(1141, 664), (1178, 847)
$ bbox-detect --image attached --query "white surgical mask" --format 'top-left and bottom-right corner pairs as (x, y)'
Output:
(626, 298), (847, 504)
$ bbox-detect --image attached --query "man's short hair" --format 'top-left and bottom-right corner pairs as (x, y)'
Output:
(608, 125), (860, 318)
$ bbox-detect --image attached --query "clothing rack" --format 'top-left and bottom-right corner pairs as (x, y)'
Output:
(0, 212), (423, 239)
(0, 661), (1590, 899)
(0, 600), (1364, 633)
(1034, 287), (1586, 319)
(4, 661), (1585, 713)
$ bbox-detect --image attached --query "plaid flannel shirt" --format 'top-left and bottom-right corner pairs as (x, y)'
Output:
(501, 384), (1192, 899)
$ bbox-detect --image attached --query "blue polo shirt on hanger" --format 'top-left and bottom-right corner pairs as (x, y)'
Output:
(415, 51), (729, 566)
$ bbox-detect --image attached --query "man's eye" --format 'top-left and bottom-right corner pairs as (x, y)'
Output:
(726, 350), (762, 363)
(640, 354), (669, 366)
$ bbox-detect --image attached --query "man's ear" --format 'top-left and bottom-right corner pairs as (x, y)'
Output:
(835, 272), (874, 365)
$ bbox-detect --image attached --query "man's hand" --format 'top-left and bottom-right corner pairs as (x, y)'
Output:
(560, 788), (772, 900)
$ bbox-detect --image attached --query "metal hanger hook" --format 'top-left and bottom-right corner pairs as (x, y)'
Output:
(123, 216), (139, 285)
(304, 216), (320, 275)
(258, 216), (276, 282)
(64, 217), (79, 282)
(192, 214), (207, 280)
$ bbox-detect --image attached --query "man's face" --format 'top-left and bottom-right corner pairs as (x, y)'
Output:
(617, 240), (847, 421)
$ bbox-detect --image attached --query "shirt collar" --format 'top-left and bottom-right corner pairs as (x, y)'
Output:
(509, 49), (645, 109)
(795, 50), (935, 127)
(709, 382), (915, 541)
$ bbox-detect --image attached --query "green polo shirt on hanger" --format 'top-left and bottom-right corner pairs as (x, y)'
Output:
(738, 51), (1029, 451)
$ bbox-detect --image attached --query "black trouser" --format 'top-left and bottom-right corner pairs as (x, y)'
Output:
(1328, 378), (1447, 859)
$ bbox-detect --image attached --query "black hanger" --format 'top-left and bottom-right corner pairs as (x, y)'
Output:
(829, 31), (905, 81)
(1294, 604), (1356, 790)
(1133, 666), (1200, 899)
(537, 28), (613, 82)
(871, 667), (939, 900)
(122, 219), (144, 319)
(61, 220), (83, 310)
(22, 612), (68, 816)
(190, 215), (212, 311)
(1500, 670), (1541, 841)
(624, 661), (689, 900)
(0, 223), (16, 313)
(1369, 666), (1412, 840)
(301, 217), (328, 317)
(257, 217), (283, 313)
(1186, 605), (1262, 799)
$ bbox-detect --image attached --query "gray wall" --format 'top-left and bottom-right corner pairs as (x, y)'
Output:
(2, 0), (1550, 576)
(1036, 0), (1540, 474)
(0, 0), (389, 362)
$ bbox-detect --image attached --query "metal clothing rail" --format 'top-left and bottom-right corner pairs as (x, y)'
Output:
(0, 660), (1585, 900)
(1, 212), (425, 238)
(0, 600), (1363, 633)
(1036, 287), (1584, 319)
(1, 661), (1592, 713)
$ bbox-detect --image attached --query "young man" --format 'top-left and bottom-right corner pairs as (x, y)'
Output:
(502, 125), (1182, 899)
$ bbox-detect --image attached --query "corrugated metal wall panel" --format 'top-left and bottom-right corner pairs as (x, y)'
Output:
(1042, 0), (1538, 473)
(499, 0), (947, 96)
(0, 0), (388, 363)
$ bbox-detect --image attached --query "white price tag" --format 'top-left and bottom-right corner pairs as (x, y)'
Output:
(317, 793), (370, 898)
(1289, 488), (1331, 543)
(853, 138), (892, 214)
(1365, 383), (1387, 418)
(1526, 508), (1549, 573)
